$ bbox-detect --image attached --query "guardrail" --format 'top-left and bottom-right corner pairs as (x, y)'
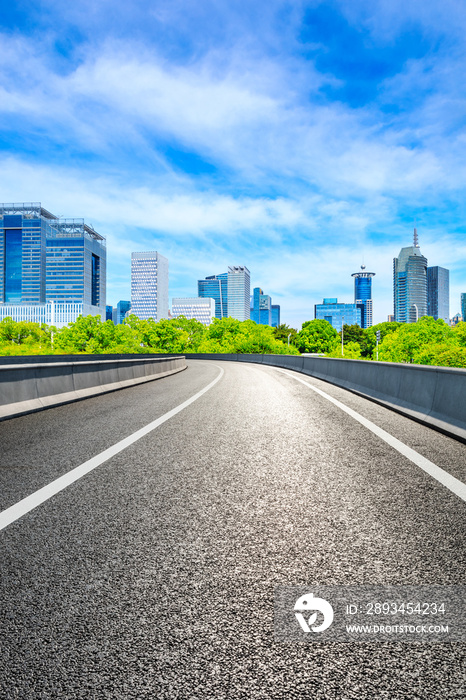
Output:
(181, 353), (466, 443)
(0, 355), (186, 420)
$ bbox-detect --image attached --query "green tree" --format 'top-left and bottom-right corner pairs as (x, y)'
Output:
(327, 341), (362, 359)
(272, 324), (298, 347)
(296, 319), (339, 354)
(377, 317), (455, 364)
(362, 321), (403, 358)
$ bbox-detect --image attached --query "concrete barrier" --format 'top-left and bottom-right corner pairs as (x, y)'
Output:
(0, 356), (186, 420)
(179, 353), (466, 442)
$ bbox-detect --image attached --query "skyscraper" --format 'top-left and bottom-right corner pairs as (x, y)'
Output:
(461, 293), (466, 322)
(251, 287), (280, 327)
(198, 273), (228, 318)
(198, 266), (250, 321)
(0, 202), (106, 325)
(393, 228), (428, 323)
(116, 300), (131, 324)
(351, 265), (375, 328)
(131, 251), (168, 321)
(427, 267), (449, 323)
(46, 218), (106, 309)
(227, 266), (250, 321)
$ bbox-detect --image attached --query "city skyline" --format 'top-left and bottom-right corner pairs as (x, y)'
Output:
(1, 2), (465, 326)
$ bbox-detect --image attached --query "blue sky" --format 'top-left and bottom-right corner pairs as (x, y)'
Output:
(1, 0), (466, 327)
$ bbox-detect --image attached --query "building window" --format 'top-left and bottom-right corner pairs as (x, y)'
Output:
(91, 254), (100, 306)
(4, 229), (22, 303)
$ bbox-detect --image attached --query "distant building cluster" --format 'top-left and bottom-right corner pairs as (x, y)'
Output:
(1, 202), (463, 332)
(250, 287), (280, 327)
(315, 265), (375, 332)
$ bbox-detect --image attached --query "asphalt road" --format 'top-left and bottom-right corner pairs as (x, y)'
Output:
(0, 360), (465, 699)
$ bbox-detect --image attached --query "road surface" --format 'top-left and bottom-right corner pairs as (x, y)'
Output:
(0, 360), (465, 699)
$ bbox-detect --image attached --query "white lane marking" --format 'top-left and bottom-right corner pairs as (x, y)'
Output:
(274, 367), (466, 503)
(0, 366), (224, 532)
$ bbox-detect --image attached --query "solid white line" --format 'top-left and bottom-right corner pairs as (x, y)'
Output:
(274, 367), (466, 503)
(0, 366), (224, 532)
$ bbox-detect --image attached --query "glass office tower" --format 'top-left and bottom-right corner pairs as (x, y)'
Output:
(227, 266), (250, 321)
(314, 298), (362, 332)
(116, 300), (131, 324)
(46, 219), (106, 311)
(131, 251), (169, 321)
(427, 266), (449, 323)
(351, 265), (375, 328)
(198, 273), (228, 318)
(198, 266), (251, 321)
(251, 287), (281, 327)
(393, 229), (428, 323)
(0, 202), (106, 323)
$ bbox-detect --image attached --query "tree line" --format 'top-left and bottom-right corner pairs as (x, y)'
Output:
(0, 314), (465, 368)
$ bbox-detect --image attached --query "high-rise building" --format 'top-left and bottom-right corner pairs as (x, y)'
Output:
(0, 202), (106, 325)
(46, 218), (106, 309)
(227, 266), (250, 321)
(250, 287), (280, 327)
(106, 305), (113, 321)
(427, 267), (449, 323)
(251, 287), (271, 325)
(172, 297), (216, 325)
(393, 229), (428, 323)
(116, 300), (131, 324)
(131, 251), (168, 321)
(314, 298), (362, 332)
(351, 265), (375, 328)
(198, 266), (250, 321)
(198, 273), (228, 318)
(461, 294), (466, 322)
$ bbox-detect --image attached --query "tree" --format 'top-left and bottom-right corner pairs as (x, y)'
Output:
(272, 324), (298, 347)
(327, 341), (362, 359)
(362, 321), (402, 358)
(296, 319), (339, 354)
(377, 317), (455, 364)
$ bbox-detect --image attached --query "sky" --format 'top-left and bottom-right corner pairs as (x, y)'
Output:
(1, 0), (466, 327)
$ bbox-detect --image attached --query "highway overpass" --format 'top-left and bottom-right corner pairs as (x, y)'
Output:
(0, 359), (464, 698)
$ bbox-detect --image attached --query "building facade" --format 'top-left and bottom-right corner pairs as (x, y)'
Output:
(427, 266), (449, 323)
(351, 265), (375, 328)
(461, 294), (466, 323)
(198, 266), (250, 321)
(116, 300), (131, 324)
(172, 297), (216, 325)
(131, 251), (168, 321)
(250, 287), (280, 327)
(393, 229), (428, 323)
(272, 305), (280, 327)
(314, 298), (362, 332)
(0, 202), (106, 325)
(198, 273), (228, 318)
(227, 266), (250, 321)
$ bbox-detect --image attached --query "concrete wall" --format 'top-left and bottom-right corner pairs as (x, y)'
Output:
(0, 356), (186, 420)
(180, 353), (466, 443)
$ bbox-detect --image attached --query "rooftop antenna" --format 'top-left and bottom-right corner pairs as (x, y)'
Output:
(413, 218), (419, 247)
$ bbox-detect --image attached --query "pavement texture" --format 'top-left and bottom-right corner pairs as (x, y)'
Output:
(0, 359), (465, 699)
